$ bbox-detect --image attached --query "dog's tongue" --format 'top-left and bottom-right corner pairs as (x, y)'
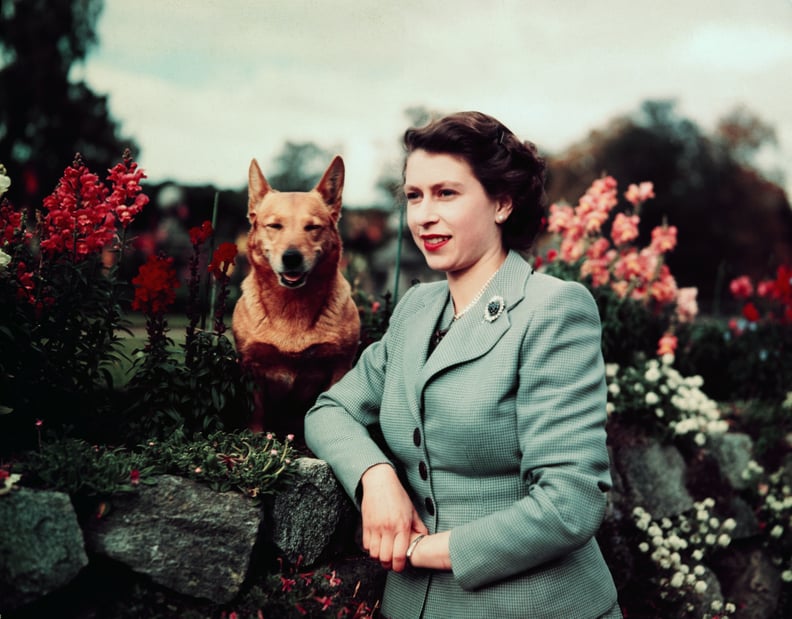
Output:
(282, 273), (302, 283)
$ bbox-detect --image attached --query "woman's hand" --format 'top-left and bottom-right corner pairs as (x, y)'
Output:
(406, 530), (452, 570)
(360, 463), (428, 572)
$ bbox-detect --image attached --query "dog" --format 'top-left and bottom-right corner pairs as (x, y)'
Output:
(232, 155), (360, 438)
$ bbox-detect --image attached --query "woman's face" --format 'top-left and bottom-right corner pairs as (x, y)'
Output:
(404, 149), (511, 276)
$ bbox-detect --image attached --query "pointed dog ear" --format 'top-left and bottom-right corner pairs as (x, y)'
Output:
(314, 155), (344, 220)
(248, 159), (272, 222)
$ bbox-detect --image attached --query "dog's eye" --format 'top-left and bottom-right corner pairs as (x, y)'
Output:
(266, 223), (283, 230)
(304, 224), (322, 232)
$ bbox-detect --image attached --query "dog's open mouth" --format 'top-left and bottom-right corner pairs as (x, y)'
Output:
(279, 271), (308, 288)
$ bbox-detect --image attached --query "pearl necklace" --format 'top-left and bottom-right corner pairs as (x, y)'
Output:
(452, 268), (500, 321)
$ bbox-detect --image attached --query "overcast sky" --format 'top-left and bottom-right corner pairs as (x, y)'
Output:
(76, 0), (792, 207)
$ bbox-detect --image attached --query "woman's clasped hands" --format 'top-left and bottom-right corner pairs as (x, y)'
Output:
(360, 463), (442, 572)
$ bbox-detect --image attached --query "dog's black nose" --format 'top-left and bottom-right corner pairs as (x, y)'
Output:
(282, 248), (304, 270)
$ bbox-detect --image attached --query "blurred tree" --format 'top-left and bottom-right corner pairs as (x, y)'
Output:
(0, 0), (136, 206)
(547, 100), (792, 312)
(375, 105), (444, 205)
(265, 141), (335, 192)
(715, 105), (777, 167)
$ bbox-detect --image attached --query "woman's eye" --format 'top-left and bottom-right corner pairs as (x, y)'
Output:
(438, 188), (456, 197)
(405, 191), (420, 202)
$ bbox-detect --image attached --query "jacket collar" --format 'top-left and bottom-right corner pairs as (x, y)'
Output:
(403, 251), (534, 420)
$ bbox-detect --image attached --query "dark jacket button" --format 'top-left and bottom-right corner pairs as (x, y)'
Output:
(413, 428), (421, 447)
(425, 497), (435, 515)
(419, 461), (428, 480)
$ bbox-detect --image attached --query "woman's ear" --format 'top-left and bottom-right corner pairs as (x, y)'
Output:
(495, 197), (513, 223)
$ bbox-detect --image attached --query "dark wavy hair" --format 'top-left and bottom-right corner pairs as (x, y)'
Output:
(403, 111), (547, 251)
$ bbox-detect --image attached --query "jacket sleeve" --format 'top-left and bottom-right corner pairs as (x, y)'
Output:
(304, 287), (417, 503)
(448, 281), (611, 590)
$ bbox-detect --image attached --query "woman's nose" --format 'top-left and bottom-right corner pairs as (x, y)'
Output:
(413, 197), (439, 226)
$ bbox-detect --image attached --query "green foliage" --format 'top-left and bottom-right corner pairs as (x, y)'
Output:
(18, 437), (155, 498)
(676, 320), (792, 402)
(730, 395), (792, 469)
(0, 246), (130, 453)
(15, 429), (295, 501)
(592, 285), (669, 365)
(140, 429), (294, 498)
(238, 557), (378, 618)
(354, 288), (393, 357)
(123, 330), (254, 443)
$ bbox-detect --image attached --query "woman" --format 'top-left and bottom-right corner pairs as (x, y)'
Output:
(304, 111), (621, 618)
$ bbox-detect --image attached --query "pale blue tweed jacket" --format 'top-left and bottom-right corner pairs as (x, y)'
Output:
(304, 251), (619, 619)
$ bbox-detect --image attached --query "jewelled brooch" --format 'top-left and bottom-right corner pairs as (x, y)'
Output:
(484, 295), (505, 322)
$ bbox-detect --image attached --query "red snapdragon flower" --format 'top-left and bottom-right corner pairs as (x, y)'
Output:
(208, 242), (238, 278)
(742, 301), (761, 322)
(189, 220), (213, 246)
(39, 153), (148, 258)
(131, 254), (180, 316)
(729, 275), (754, 300)
(106, 151), (149, 228)
(130, 469), (140, 486)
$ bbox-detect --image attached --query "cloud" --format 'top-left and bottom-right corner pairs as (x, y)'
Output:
(79, 0), (792, 204)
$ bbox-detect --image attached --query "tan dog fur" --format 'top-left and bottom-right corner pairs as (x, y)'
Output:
(232, 156), (360, 437)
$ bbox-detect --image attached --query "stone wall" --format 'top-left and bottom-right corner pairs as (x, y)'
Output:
(1, 432), (786, 618)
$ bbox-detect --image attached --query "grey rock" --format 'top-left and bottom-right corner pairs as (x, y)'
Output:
(718, 546), (782, 619)
(0, 487), (88, 612)
(84, 474), (262, 604)
(709, 433), (756, 491)
(615, 438), (694, 518)
(725, 496), (761, 540)
(269, 457), (357, 565)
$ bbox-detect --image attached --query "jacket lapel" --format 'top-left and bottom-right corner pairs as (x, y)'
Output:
(401, 282), (450, 422)
(417, 251), (533, 397)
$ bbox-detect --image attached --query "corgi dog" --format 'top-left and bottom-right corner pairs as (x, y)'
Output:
(232, 156), (360, 438)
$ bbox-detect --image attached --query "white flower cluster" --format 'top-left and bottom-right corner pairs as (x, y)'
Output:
(755, 465), (792, 583)
(0, 163), (10, 196)
(740, 458), (765, 482)
(607, 357), (727, 445)
(632, 500), (737, 617)
(0, 164), (10, 271)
